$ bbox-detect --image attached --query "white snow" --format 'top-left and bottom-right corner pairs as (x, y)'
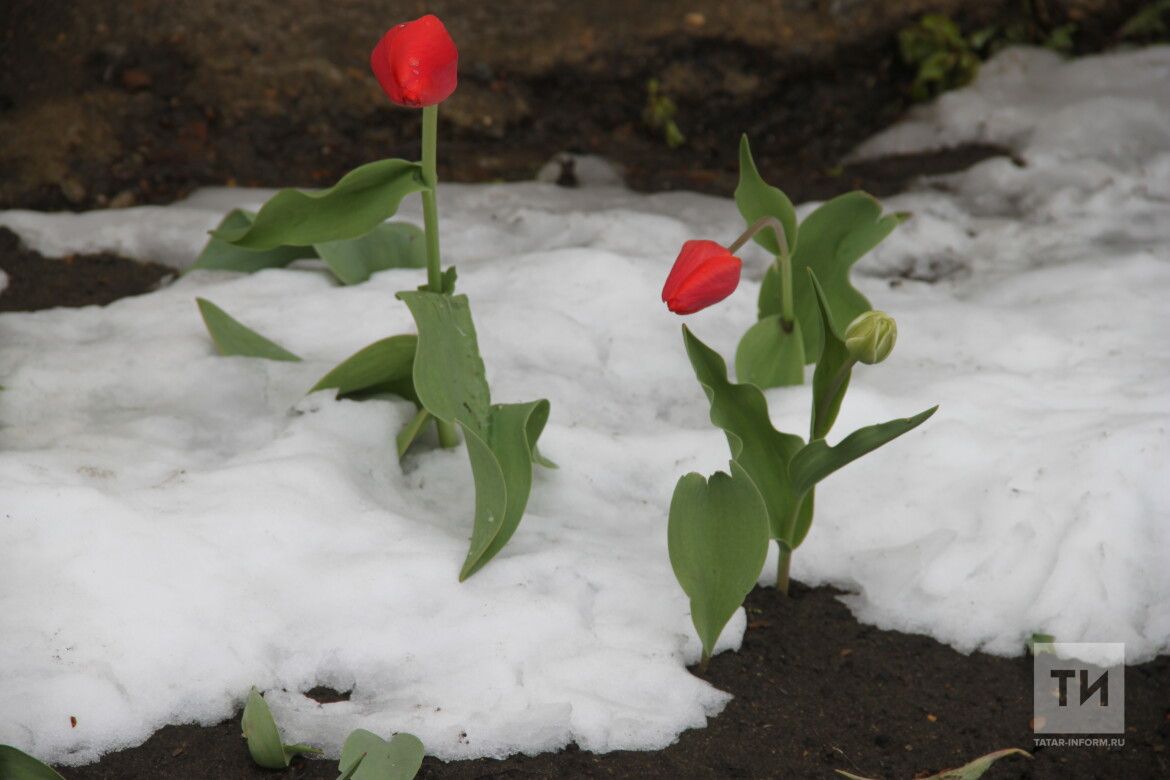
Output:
(1, 45), (1168, 766)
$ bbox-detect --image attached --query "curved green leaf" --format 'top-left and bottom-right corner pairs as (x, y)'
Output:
(789, 406), (938, 497)
(735, 315), (804, 388)
(459, 400), (551, 581)
(192, 209), (318, 273)
(668, 462), (770, 661)
(339, 729), (425, 780)
(398, 290), (549, 580)
(197, 298), (301, 362)
(808, 271), (854, 440)
(0, 745), (66, 780)
(767, 192), (902, 363)
(213, 159), (428, 250)
(682, 326), (805, 545)
(241, 688), (320, 769)
(734, 135), (797, 257)
(459, 425), (510, 580)
(310, 335), (417, 403)
(396, 291), (490, 436)
(791, 487), (816, 551)
(315, 222), (427, 285)
(396, 407), (432, 459)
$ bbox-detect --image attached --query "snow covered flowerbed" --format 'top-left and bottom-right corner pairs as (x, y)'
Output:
(2, 46), (1168, 766)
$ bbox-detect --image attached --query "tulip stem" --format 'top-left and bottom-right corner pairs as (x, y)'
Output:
(419, 104), (459, 450)
(420, 105), (443, 292)
(776, 545), (791, 595)
(727, 216), (795, 331)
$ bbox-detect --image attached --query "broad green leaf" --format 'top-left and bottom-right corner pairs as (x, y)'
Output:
(761, 193), (904, 363)
(793, 194), (903, 361)
(396, 292), (491, 436)
(734, 315), (804, 388)
(459, 425), (510, 580)
(789, 406), (938, 497)
(836, 747), (1030, 780)
(192, 209), (318, 273)
(756, 264), (783, 320)
(396, 407), (432, 460)
(734, 135), (797, 257)
(682, 326), (806, 545)
(791, 486), (816, 551)
(309, 335), (418, 403)
(808, 271), (854, 440)
(398, 290), (549, 580)
(196, 298), (301, 362)
(214, 159), (428, 250)
(339, 729), (382, 779)
(0, 745), (66, 780)
(241, 688), (321, 769)
(315, 222), (427, 285)
(668, 462), (770, 661)
(339, 729), (425, 780)
(459, 400), (551, 581)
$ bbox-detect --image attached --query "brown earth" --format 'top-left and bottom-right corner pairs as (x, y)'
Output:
(0, 227), (173, 311)
(58, 584), (1170, 779)
(0, 0), (1146, 213)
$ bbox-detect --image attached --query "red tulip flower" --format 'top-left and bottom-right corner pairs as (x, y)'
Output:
(370, 15), (458, 108)
(661, 240), (743, 314)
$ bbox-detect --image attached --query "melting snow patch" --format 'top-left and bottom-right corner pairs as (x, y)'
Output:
(1, 46), (1168, 766)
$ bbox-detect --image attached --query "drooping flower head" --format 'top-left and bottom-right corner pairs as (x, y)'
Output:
(662, 240), (743, 315)
(370, 15), (458, 108)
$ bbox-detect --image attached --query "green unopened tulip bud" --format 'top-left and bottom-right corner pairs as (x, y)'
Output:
(845, 310), (897, 364)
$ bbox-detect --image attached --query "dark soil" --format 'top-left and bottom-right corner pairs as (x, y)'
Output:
(58, 584), (1169, 780)
(0, 227), (173, 312)
(0, 1), (1147, 211)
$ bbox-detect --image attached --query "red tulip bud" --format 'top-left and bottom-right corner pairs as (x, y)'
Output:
(661, 240), (743, 315)
(370, 15), (459, 108)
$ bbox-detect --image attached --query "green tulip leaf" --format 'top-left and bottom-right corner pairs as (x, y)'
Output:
(808, 271), (854, 440)
(734, 314), (804, 388)
(197, 298), (301, 362)
(0, 745), (66, 780)
(309, 335), (418, 403)
(338, 729), (425, 780)
(836, 747), (1031, 780)
(192, 209), (318, 273)
(532, 446), (558, 470)
(458, 424), (509, 579)
(213, 159), (428, 250)
(668, 462), (771, 662)
(459, 399), (550, 581)
(396, 291), (491, 436)
(398, 290), (549, 580)
(396, 407), (432, 460)
(315, 222), (427, 285)
(760, 193), (904, 364)
(241, 688), (321, 769)
(734, 135), (797, 257)
(789, 406), (938, 497)
(682, 325), (806, 546)
(791, 487), (816, 552)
